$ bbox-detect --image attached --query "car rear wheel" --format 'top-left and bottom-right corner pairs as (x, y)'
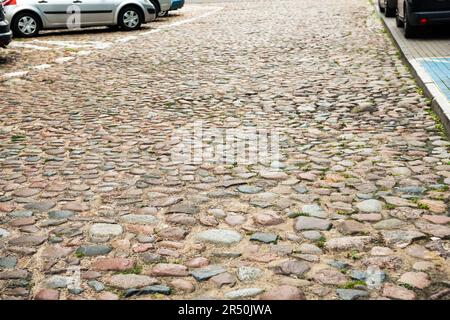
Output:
(384, 1), (395, 17)
(12, 12), (40, 38)
(396, 9), (404, 28)
(403, 5), (417, 38)
(378, 0), (385, 13)
(119, 6), (142, 31)
(158, 10), (168, 17)
(149, 0), (161, 18)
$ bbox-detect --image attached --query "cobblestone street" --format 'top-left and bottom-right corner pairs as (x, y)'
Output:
(0, 0), (449, 300)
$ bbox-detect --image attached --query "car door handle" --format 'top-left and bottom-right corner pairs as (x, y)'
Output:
(73, 0), (82, 3)
(38, 0), (48, 3)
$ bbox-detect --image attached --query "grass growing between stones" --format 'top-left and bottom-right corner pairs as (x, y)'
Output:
(417, 202), (430, 210)
(74, 251), (85, 258)
(425, 108), (448, 138)
(399, 283), (415, 290)
(11, 135), (26, 143)
(416, 87), (424, 96)
(168, 258), (183, 264)
(315, 236), (326, 248)
(121, 265), (143, 275)
(410, 198), (430, 210)
(288, 211), (309, 218)
(347, 249), (362, 260)
(336, 210), (353, 215)
(433, 185), (449, 192)
(339, 280), (366, 289)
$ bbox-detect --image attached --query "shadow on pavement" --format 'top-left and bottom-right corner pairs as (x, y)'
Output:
(37, 26), (132, 38)
(409, 25), (450, 40)
(0, 51), (18, 66)
(381, 12), (450, 40)
(32, 13), (180, 38)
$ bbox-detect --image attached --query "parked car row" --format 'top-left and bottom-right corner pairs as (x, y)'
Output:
(0, 0), (183, 44)
(379, 0), (450, 38)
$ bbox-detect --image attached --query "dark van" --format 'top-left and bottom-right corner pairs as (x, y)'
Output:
(396, 0), (450, 38)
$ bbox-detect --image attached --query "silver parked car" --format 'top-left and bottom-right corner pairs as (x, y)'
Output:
(1, 0), (166, 37)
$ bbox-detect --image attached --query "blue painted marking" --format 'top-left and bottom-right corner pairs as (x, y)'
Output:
(419, 57), (450, 101)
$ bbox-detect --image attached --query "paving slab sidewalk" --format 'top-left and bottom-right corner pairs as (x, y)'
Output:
(376, 5), (450, 136)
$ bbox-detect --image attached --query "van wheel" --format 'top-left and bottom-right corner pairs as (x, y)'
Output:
(12, 12), (41, 37)
(158, 10), (168, 17)
(385, 3), (395, 17)
(404, 6), (417, 38)
(378, 0), (385, 13)
(119, 6), (143, 31)
(149, 0), (161, 18)
(396, 10), (404, 28)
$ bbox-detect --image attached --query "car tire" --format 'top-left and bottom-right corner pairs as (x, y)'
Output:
(403, 5), (417, 38)
(12, 11), (41, 38)
(149, 0), (161, 18)
(378, 0), (385, 13)
(118, 6), (143, 31)
(384, 2), (395, 17)
(396, 10), (404, 28)
(158, 10), (168, 17)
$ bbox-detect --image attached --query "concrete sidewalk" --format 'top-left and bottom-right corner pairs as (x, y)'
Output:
(376, 5), (450, 135)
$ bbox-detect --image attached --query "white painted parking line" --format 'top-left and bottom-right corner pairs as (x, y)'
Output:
(114, 6), (223, 43)
(9, 42), (55, 51)
(141, 7), (223, 36)
(33, 64), (52, 70)
(32, 40), (112, 49)
(54, 57), (75, 64)
(115, 36), (138, 43)
(75, 50), (92, 56)
(3, 71), (29, 78)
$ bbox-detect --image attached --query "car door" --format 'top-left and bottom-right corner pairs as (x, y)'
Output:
(34, 0), (73, 27)
(75, 0), (115, 26)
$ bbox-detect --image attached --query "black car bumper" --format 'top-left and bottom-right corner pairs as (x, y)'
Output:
(0, 20), (12, 48)
(409, 10), (450, 26)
